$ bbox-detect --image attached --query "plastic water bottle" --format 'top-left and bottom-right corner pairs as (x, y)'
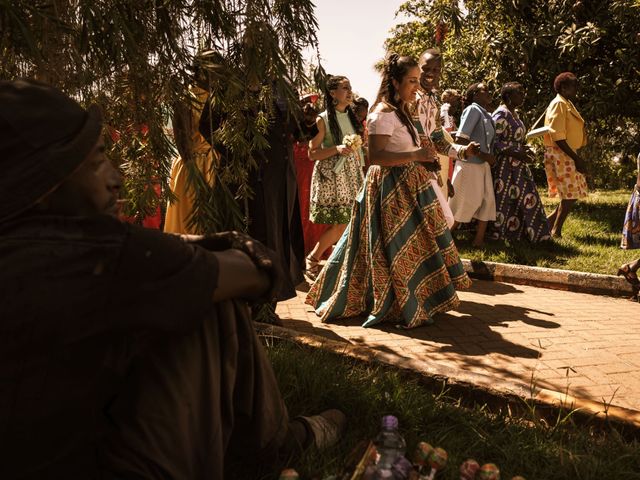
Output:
(373, 415), (406, 479)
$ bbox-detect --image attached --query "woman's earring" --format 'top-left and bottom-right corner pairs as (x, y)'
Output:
(332, 98), (338, 106)
(393, 92), (400, 104)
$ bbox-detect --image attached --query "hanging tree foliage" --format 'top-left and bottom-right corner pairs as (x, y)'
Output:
(0, 0), (319, 232)
(386, 0), (640, 189)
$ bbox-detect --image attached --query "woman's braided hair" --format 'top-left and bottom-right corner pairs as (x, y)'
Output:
(373, 53), (419, 147)
(323, 75), (362, 146)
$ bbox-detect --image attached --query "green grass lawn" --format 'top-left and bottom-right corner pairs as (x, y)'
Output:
(455, 190), (637, 276)
(227, 339), (640, 480)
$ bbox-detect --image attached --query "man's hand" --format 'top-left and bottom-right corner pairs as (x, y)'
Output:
(212, 250), (272, 303)
(447, 178), (455, 198)
(183, 231), (283, 302)
(182, 231), (271, 268)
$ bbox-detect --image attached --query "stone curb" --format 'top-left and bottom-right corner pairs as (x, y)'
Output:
(461, 259), (636, 297)
(256, 323), (640, 432)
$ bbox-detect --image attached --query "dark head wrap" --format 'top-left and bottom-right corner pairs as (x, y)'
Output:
(0, 79), (103, 223)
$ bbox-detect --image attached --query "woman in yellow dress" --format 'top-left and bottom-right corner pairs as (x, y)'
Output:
(164, 85), (216, 234)
(543, 72), (588, 238)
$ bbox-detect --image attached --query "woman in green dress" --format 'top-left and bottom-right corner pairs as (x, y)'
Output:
(306, 75), (364, 279)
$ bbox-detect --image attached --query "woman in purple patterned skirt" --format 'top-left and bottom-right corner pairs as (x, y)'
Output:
(489, 82), (551, 242)
(621, 152), (640, 250)
(617, 153), (640, 297)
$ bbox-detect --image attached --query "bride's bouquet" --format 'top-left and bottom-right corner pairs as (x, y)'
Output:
(333, 133), (363, 173)
(343, 133), (363, 150)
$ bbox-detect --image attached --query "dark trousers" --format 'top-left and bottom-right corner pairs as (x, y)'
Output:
(102, 300), (289, 480)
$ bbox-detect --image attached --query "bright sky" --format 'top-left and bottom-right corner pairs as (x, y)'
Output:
(310, 0), (411, 105)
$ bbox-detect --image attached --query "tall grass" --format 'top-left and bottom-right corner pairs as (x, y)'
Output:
(227, 339), (640, 480)
(456, 190), (638, 275)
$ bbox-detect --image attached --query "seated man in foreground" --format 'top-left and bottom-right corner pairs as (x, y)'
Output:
(0, 79), (344, 480)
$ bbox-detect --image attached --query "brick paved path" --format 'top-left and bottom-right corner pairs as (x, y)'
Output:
(276, 280), (640, 414)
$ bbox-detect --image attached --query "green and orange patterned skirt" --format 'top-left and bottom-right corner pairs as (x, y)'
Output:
(305, 162), (471, 328)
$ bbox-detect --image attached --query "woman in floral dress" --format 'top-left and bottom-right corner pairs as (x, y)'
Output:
(543, 72), (588, 238)
(306, 54), (471, 329)
(306, 75), (364, 279)
(490, 82), (550, 242)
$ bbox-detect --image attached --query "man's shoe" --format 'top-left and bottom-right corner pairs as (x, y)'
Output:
(296, 409), (347, 450)
(252, 302), (284, 326)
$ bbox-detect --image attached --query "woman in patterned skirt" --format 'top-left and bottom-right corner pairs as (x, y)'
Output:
(616, 153), (640, 300)
(448, 82), (497, 247)
(306, 54), (471, 329)
(543, 72), (588, 238)
(306, 75), (364, 279)
(621, 152), (640, 250)
(489, 82), (551, 242)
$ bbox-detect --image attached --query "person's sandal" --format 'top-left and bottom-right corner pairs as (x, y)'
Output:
(305, 254), (321, 281)
(296, 409), (346, 451)
(617, 264), (640, 286)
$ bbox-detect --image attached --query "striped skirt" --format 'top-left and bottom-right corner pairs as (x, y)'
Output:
(305, 162), (471, 328)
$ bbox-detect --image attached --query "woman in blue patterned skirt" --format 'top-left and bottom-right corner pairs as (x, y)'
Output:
(489, 82), (551, 242)
(621, 152), (640, 250)
(305, 54), (471, 329)
(616, 153), (640, 299)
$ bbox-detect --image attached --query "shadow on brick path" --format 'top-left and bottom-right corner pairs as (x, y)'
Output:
(277, 278), (640, 414)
